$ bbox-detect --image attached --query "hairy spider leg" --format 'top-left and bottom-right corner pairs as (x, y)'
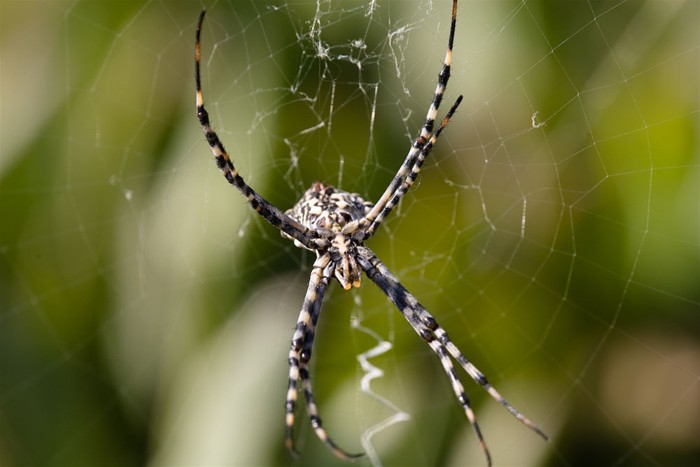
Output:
(357, 246), (547, 467)
(195, 10), (319, 250)
(285, 254), (364, 460)
(359, 0), (459, 239)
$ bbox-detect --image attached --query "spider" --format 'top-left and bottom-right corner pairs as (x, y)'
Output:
(195, 1), (547, 465)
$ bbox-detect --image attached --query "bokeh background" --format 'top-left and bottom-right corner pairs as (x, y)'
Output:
(1, 1), (698, 466)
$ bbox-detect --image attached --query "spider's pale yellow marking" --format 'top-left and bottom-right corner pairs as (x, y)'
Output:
(299, 309), (311, 324)
(285, 412), (295, 426)
(444, 48), (453, 65)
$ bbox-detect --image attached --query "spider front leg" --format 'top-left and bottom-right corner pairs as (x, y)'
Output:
(359, 0), (461, 239)
(285, 253), (363, 460)
(362, 94), (463, 238)
(357, 246), (547, 467)
(195, 10), (319, 250)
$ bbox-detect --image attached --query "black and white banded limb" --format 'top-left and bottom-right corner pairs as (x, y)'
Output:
(195, 1), (547, 465)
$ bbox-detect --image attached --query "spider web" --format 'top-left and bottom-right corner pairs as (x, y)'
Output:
(1, 1), (699, 466)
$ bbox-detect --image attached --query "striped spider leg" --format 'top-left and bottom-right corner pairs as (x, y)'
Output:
(355, 0), (461, 241)
(195, 10), (323, 252)
(195, 0), (547, 465)
(285, 253), (363, 460)
(357, 247), (548, 466)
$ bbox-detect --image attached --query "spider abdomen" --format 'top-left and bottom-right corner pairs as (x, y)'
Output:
(285, 181), (373, 232)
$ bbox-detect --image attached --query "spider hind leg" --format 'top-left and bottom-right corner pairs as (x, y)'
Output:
(285, 255), (364, 460)
(358, 247), (547, 467)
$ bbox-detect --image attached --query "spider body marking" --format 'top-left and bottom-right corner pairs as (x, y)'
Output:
(283, 182), (373, 289)
(195, 1), (547, 465)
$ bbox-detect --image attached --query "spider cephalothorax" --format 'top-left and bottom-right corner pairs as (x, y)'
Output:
(283, 182), (373, 289)
(195, 1), (547, 465)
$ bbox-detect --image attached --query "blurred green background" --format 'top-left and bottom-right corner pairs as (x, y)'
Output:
(1, 1), (698, 466)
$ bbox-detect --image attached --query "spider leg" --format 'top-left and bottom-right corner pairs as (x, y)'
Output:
(299, 266), (364, 460)
(286, 253), (364, 460)
(362, 94), (462, 238)
(435, 326), (549, 441)
(357, 246), (547, 466)
(358, 0), (460, 240)
(195, 11), (319, 250)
